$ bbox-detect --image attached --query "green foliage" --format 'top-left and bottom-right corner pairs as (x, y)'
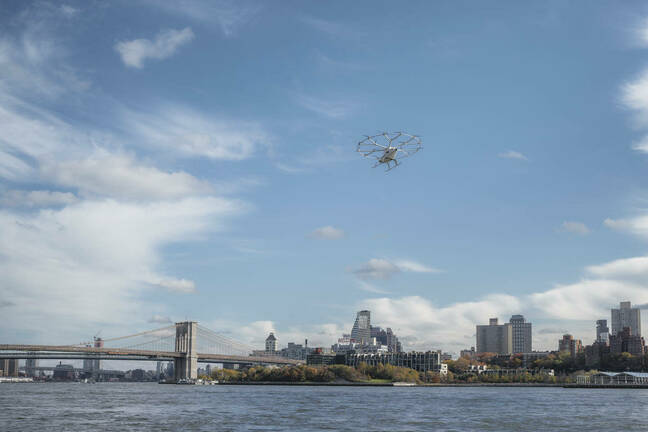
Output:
(209, 363), (422, 383)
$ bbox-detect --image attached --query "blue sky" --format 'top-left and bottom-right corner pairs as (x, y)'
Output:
(2, 0), (648, 354)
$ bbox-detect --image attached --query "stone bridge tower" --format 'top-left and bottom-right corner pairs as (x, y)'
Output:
(174, 321), (197, 381)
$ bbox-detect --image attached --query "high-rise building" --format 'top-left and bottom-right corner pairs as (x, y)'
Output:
(370, 326), (402, 353)
(476, 318), (512, 354)
(1, 359), (19, 377)
(25, 359), (38, 377)
(82, 337), (103, 377)
(609, 327), (645, 356)
(351, 310), (371, 345)
(558, 334), (583, 357)
(611, 301), (641, 337)
(509, 315), (532, 353)
(265, 332), (277, 352)
(596, 319), (609, 343)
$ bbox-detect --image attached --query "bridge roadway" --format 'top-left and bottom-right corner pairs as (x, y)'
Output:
(0, 344), (303, 366)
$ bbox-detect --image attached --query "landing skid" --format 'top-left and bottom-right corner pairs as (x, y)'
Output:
(372, 160), (400, 171)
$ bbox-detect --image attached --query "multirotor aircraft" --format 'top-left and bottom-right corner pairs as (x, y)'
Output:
(356, 132), (422, 171)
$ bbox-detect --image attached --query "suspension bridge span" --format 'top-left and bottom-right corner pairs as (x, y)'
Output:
(0, 322), (302, 382)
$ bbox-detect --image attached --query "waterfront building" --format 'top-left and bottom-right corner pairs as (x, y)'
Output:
(280, 341), (314, 360)
(509, 315), (532, 353)
(476, 318), (512, 354)
(609, 327), (645, 356)
(0, 359), (18, 377)
(596, 319), (609, 343)
(344, 351), (446, 375)
(480, 368), (554, 377)
(306, 347), (338, 366)
(351, 310), (371, 344)
(265, 332), (277, 353)
(25, 359), (38, 377)
(558, 334), (583, 357)
(577, 371), (648, 385)
(611, 301), (641, 337)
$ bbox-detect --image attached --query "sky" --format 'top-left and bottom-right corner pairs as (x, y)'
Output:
(3, 0), (648, 356)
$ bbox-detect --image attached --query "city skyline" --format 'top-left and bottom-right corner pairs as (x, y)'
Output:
(3, 1), (648, 354)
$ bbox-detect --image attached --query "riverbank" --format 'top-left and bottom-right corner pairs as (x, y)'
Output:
(215, 381), (565, 387)
(564, 383), (648, 389)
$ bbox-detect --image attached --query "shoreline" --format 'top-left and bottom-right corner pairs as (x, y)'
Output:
(215, 381), (566, 387)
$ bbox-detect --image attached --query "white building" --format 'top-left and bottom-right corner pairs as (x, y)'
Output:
(265, 332), (277, 353)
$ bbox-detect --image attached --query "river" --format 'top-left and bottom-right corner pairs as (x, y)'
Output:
(1, 383), (647, 431)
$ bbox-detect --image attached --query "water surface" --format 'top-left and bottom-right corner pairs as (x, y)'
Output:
(1, 383), (647, 431)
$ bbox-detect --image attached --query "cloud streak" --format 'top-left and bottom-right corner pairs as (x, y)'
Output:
(311, 226), (345, 239)
(115, 27), (194, 68)
(352, 258), (439, 280)
(498, 150), (528, 161)
(560, 221), (590, 235)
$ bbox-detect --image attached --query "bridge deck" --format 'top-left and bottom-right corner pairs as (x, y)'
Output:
(0, 345), (302, 366)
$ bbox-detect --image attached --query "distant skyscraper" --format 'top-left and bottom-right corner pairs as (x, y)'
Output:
(351, 310), (371, 345)
(25, 358), (38, 377)
(596, 319), (609, 343)
(265, 332), (277, 352)
(370, 326), (402, 353)
(611, 301), (641, 337)
(609, 327), (645, 356)
(509, 315), (532, 353)
(558, 334), (583, 358)
(476, 318), (512, 354)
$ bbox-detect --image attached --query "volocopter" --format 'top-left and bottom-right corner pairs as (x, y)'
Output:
(356, 132), (422, 171)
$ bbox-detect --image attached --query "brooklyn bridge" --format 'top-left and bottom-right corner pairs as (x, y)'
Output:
(0, 322), (301, 382)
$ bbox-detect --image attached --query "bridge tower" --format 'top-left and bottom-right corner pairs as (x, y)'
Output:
(174, 321), (197, 381)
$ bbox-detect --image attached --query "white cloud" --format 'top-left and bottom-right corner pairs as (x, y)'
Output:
(604, 215), (648, 239)
(498, 150), (528, 161)
(0, 189), (77, 208)
(294, 93), (357, 118)
(352, 258), (401, 280)
(141, 0), (258, 38)
(311, 225), (345, 239)
(0, 4), (262, 346)
(60, 5), (79, 17)
(622, 69), (648, 125)
(115, 27), (194, 69)
(41, 151), (213, 201)
(587, 256), (648, 278)
(363, 294), (522, 351)
(152, 277), (196, 294)
(148, 314), (173, 324)
(560, 221), (590, 235)
(394, 260), (442, 273)
(356, 274), (648, 352)
(352, 258), (438, 280)
(124, 105), (268, 160)
(631, 135), (648, 153)
(0, 196), (244, 342)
